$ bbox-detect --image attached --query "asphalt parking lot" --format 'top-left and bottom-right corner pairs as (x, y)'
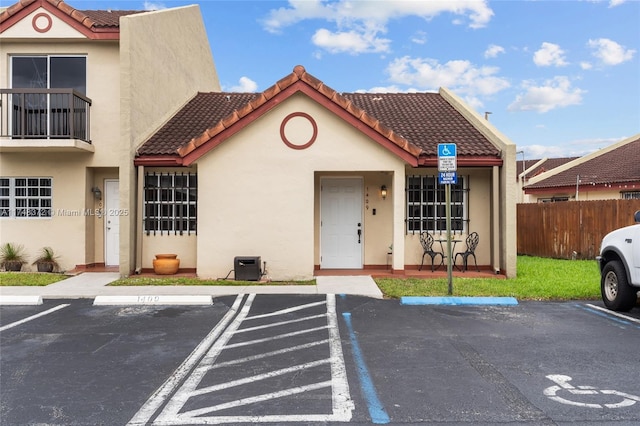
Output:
(1, 295), (640, 425)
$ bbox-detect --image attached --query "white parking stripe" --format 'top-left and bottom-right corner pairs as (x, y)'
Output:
(126, 294), (246, 426)
(209, 340), (329, 370)
(142, 294), (353, 425)
(190, 359), (331, 396)
(223, 325), (330, 349)
(235, 313), (327, 333)
(178, 381), (333, 418)
(244, 300), (327, 320)
(585, 304), (640, 325)
(0, 303), (69, 332)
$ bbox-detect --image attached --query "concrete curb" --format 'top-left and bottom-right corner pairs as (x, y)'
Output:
(0, 295), (43, 305)
(93, 295), (213, 305)
(400, 296), (518, 306)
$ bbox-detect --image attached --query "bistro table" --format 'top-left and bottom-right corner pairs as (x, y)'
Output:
(435, 238), (461, 270)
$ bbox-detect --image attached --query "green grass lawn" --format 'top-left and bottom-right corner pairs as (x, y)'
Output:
(0, 272), (69, 286)
(375, 256), (601, 300)
(0, 256), (601, 301)
(108, 277), (316, 286)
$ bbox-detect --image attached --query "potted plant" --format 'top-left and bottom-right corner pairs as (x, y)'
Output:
(32, 246), (61, 273)
(0, 243), (27, 272)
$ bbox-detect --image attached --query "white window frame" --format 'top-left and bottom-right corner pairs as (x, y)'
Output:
(0, 177), (52, 219)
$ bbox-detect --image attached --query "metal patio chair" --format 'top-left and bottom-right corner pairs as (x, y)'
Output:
(454, 232), (480, 272)
(419, 232), (445, 271)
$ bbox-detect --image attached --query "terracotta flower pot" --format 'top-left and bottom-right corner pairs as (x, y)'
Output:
(153, 254), (180, 275)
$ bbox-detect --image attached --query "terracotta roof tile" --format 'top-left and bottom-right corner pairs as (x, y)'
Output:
(526, 137), (640, 189)
(139, 66), (501, 161)
(0, 0), (144, 31)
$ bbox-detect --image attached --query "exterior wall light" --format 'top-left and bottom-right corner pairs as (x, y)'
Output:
(91, 186), (102, 200)
(381, 185), (387, 200)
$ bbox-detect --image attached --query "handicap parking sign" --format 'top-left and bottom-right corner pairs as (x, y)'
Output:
(438, 143), (457, 172)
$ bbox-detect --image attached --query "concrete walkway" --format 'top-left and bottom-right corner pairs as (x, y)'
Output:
(0, 272), (384, 303)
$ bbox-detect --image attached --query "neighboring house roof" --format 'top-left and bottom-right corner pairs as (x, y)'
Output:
(0, 0), (145, 39)
(525, 134), (640, 192)
(517, 157), (578, 180)
(136, 65), (503, 167)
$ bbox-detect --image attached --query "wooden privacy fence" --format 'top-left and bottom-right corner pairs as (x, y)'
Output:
(517, 199), (640, 260)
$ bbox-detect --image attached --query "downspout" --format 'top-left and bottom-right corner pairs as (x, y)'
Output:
(134, 165), (144, 274)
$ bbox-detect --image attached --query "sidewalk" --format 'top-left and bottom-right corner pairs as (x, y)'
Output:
(0, 272), (384, 303)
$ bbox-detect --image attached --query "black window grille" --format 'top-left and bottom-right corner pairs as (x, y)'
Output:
(406, 175), (468, 234)
(144, 172), (197, 235)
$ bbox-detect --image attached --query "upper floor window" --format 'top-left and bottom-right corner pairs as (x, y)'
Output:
(406, 175), (468, 234)
(12, 56), (86, 93)
(0, 177), (52, 218)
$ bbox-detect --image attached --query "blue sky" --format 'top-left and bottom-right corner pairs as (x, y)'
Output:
(77, 0), (638, 160)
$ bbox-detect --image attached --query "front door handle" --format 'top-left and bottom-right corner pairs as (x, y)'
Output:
(357, 223), (362, 244)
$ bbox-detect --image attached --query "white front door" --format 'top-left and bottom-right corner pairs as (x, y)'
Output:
(320, 178), (363, 269)
(104, 180), (119, 266)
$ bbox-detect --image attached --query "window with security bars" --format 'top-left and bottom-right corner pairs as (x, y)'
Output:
(406, 175), (468, 234)
(622, 191), (640, 200)
(0, 177), (52, 218)
(144, 172), (197, 234)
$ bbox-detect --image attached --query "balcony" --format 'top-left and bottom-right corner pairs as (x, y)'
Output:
(0, 89), (93, 153)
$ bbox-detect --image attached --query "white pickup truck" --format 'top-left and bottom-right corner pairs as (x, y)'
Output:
(597, 210), (640, 311)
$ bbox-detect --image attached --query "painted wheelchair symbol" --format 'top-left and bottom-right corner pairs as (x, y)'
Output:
(544, 375), (640, 408)
(441, 145), (452, 156)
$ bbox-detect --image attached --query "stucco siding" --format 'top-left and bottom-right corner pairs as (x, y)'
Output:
(196, 93), (407, 280)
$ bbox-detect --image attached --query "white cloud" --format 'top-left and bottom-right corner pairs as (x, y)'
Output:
(580, 61), (593, 70)
(262, 1), (493, 55)
(227, 77), (258, 93)
(484, 44), (505, 59)
(411, 30), (427, 45)
(609, 0), (627, 7)
(508, 76), (585, 113)
(143, 1), (166, 10)
(312, 27), (390, 54)
(587, 38), (636, 66)
(384, 56), (510, 107)
(533, 42), (568, 67)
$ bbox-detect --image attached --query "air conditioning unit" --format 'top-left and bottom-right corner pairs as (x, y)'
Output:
(234, 256), (261, 281)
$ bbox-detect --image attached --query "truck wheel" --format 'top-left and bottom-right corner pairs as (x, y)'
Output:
(601, 260), (638, 312)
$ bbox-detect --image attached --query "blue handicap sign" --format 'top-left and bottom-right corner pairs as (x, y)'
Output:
(438, 143), (456, 157)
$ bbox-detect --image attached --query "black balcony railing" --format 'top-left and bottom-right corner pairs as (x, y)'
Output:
(0, 89), (92, 143)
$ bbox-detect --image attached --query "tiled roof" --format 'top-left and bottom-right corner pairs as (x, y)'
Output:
(0, 0), (144, 33)
(518, 157), (579, 179)
(139, 93), (259, 156)
(340, 93), (500, 157)
(137, 65), (500, 162)
(525, 136), (640, 189)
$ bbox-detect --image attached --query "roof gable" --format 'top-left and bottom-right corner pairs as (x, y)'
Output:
(525, 134), (640, 191)
(0, 0), (145, 39)
(137, 65), (504, 168)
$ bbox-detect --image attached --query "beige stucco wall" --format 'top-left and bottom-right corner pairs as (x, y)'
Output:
(196, 93), (407, 280)
(440, 88), (517, 277)
(120, 5), (220, 275)
(529, 187), (637, 203)
(0, 154), (92, 271)
(0, 14), (121, 270)
(403, 168), (493, 268)
(1, 4), (221, 275)
(139, 167), (198, 270)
